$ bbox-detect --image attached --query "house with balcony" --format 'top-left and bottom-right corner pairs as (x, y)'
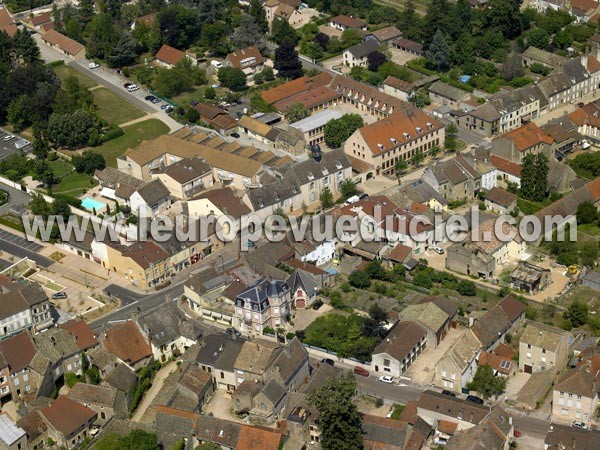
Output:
(234, 278), (291, 336)
(152, 157), (212, 200)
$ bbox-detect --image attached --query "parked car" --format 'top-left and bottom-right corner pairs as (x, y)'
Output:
(164, 106), (173, 113)
(572, 421), (587, 429)
(359, 193), (369, 200)
(513, 429), (522, 437)
(145, 95), (156, 102)
(312, 299), (323, 310)
(321, 358), (334, 366)
(2, 135), (14, 142)
(151, 97), (160, 104)
(123, 82), (132, 89)
(431, 245), (445, 255)
(230, 132), (240, 138)
(466, 395), (484, 405)
(354, 366), (369, 377)
(88, 62), (100, 69)
(441, 390), (456, 397)
(225, 327), (235, 335)
(52, 291), (67, 300)
(378, 375), (394, 384)
(127, 84), (139, 92)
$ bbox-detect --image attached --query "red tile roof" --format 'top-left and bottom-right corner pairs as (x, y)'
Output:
(103, 321), (151, 364)
(41, 29), (85, 56)
(490, 154), (522, 177)
(494, 343), (516, 360)
(330, 15), (366, 28)
(357, 109), (443, 156)
(226, 46), (264, 69)
(398, 400), (418, 424)
(384, 76), (415, 92)
(272, 85), (340, 113)
(0, 8), (16, 36)
(40, 396), (96, 437)
(387, 244), (412, 263)
(30, 13), (52, 26)
(499, 295), (525, 323)
(438, 420), (458, 435)
(236, 425), (282, 450)
(569, 103), (600, 129)
(478, 351), (513, 376)
(502, 122), (554, 152)
(587, 55), (600, 74)
(261, 73), (332, 105)
(0, 331), (36, 372)
(61, 320), (98, 351)
(155, 44), (185, 66)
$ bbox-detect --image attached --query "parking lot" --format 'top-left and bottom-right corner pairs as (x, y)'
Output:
(0, 128), (30, 160)
(0, 228), (43, 252)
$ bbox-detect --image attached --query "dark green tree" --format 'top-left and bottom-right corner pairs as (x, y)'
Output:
(108, 30), (137, 68)
(72, 151), (106, 175)
(577, 201), (598, 225)
(13, 28), (40, 63)
(274, 39), (303, 80)
(232, 15), (264, 50)
(467, 364), (506, 399)
(395, 158), (408, 184)
(340, 179), (359, 199)
(520, 153), (548, 202)
(271, 19), (299, 46)
(367, 51), (387, 72)
(248, 0), (268, 33)
(324, 114), (364, 148)
(527, 28), (550, 49)
(426, 29), (451, 71)
(411, 149), (425, 167)
(309, 373), (364, 450)
(320, 187), (334, 209)
(217, 67), (247, 91)
(566, 300), (588, 327)
(348, 270), (371, 288)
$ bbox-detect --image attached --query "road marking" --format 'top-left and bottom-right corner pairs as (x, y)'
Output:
(113, 300), (138, 313)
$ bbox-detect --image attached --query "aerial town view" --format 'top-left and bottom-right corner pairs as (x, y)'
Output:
(2, 0), (600, 448)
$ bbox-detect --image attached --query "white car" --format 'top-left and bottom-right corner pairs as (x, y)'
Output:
(378, 376), (394, 384)
(572, 421), (587, 430)
(127, 84), (140, 92)
(431, 245), (444, 255)
(88, 62), (100, 69)
(2, 135), (14, 142)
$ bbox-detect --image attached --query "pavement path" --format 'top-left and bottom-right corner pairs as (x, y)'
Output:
(131, 360), (178, 423)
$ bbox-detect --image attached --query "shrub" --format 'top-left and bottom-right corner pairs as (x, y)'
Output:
(101, 124), (124, 143)
(348, 270), (371, 289)
(457, 280), (477, 296)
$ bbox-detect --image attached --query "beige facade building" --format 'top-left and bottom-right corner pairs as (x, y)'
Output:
(152, 157), (213, 200)
(344, 109), (444, 177)
(552, 363), (598, 425)
(519, 322), (570, 374)
(434, 329), (481, 394)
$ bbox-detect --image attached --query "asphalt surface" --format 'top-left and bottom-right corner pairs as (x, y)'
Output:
(0, 128), (30, 160)
(0, 233), (53, 267)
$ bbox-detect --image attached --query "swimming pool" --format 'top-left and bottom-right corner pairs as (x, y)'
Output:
(81, 197), (106, 211)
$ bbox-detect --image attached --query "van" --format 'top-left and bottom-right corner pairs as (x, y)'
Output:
(345, 195), (360, 205)
(354, 366), (369, 377)
(211, 60), (223, 69)
(127, 84), (139, 92)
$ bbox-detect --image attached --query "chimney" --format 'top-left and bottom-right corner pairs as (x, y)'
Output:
(582, 53), (589, 69)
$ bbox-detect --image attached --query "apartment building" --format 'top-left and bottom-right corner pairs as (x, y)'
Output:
(344, 108), (444, 177)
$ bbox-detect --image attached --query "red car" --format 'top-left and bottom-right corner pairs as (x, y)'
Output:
(354, 366), (369, 377)
(513, 430), (522, 438)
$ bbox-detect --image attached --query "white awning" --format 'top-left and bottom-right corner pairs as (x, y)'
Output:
(99, 187), (117, 200)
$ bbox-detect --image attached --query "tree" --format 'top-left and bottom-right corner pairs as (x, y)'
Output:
(426, 29), (451, 71)
(553, 30), (573, 50)
(394, 159), (408, 184)
(520, 153), (548, 202)
(314, 32), (329, 50)
(195, 444), (221, 450)
(566, 300), (588, 327)
(85, 13), (116, 60)
(348, 270), (371, 289)
(320, 187), (334, 209)
(274, 39), (303, 80)
(309, 374), (363, 450)
(108, 30), (137, 68)
(204, 86), (216, 99)
(7, 95), (32, 131)
(248, 0), (268, 33)
(369, 303), (388, 323)
(411, 149), (425, 167)
(232, 14), (264, 50)
(287, 102), (309, 123)
(501, 44), (524, 81)
(341, 28), (362, 48)
(262, 67), (275, 81)
(13, 29), (40, 63)
(47, 108), (102, 149)
(340, 179), (359, 199)
(367, 51), (387, 72)
(324, 114), (364, 148)
(185, 108), (200, 123)
(577, 201), (598, 224)
(217, 67), (247, 91)
(457, 280), (476, 296)
(158, 5), (200, 49)
(271, 19), (299, 46)
(528, 28), (549, 49)
(467, 364), (506, 399)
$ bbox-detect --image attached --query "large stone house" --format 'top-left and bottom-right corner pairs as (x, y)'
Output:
(422, 154), (481, 202)
(552, 363), (599, 426)
(234, 278), (291, 336)
(371, 321), (428, 378)
(434, 330), (481, 394)
(519, 322), (570, 374)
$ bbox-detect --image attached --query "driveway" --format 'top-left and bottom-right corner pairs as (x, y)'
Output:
(404, 327), (465, 384)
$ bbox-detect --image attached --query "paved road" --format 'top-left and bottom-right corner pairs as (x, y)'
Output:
(91, 282), (186, 329)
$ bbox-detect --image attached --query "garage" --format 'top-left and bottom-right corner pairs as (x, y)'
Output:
(524, 364), (532, 374)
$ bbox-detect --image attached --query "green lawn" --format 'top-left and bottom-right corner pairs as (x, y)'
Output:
(92, 119), (169, 167)
(92, 87), (146, 125)
(50, 159), (74, 178)
(53, 173), (97, 196)
(53, 64), (98, 90)
(517, 197), (544, 215)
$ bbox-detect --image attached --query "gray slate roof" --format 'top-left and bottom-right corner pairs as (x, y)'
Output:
(346, 40), (380, 58)
(287, 269), (318, 298)
(134, 178), (170, 204)
(138, 302), (203, 347)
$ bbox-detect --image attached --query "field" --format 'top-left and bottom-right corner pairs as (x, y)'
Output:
(92, 119), (169, 167)
(92, 88), (146, 125)
(53, 173), (97, 196)
(53, 64), (98, 90)
(375, 0), (428, 15)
